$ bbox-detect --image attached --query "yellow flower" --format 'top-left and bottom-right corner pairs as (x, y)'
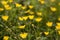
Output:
(8, 0), (13, 3)
(25, 10), (34, 14)
(58, 17), (60, 21)
(56, 25), (60, 30)
(56, 23), (60, 26)
(20, 33), (28, 39)
(0, 8), (4, 11)
(35, 17), (42, 22)
(46, 22), (53, 27)
(22, 6), (26, 10)
(18, 25), (25, 29)
(1, 1), (8, 5)
(58, 2), (60, 6)
(2, 15), (9, 21)
(4, 5), (12, 10)
(44, 32), (49, 35)
(28, 15), (34, 20)
(18, 17), (23, 21)
(38, 0), (45, 4)
(3, 36), (9, 40)
(29, 5), (33, 9)
(25, 10), (30, 13)
(15, 3), (22, 7)
(37, 12), (42, 16)
(29, 11), (34, 14)
(5, 7), (12, 10)
(50, 0), (55, 2)
(56, 23), (60, 30)
(50, 7), (57, 12)
(23, 16), (28, 20)
(58, 31), (60, 35)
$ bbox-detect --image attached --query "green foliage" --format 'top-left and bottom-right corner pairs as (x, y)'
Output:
(0, 0), (60, 40)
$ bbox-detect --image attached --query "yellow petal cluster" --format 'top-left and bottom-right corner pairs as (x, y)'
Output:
(28, 15), (34, 20)
(58, 17), (60, 21)
(50, 0), (56, 2)
(8, 0), (13, 3)
(20, 33), (28, 39)
(3, 36), (9, 40)
(15, 3), (22, 7)
(38, 0), (45, 4)
(18, 17), (23, 21)
(56, 23), (60, 30)
(37, 12), (42, 16)
(50, 7), (57, 12)
(0, 8), (4, 11)
(1, 1), (8, 5)
(2, 15), (9, 21)
(23, 16), (28, 20)
(29, 5), (34, 9)
(46, 22), (53, 27)
(19, 25), (25, 29)
(44, 32), (49, 35)
(35, 17), (42, 22)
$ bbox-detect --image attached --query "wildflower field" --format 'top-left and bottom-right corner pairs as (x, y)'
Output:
(0, 0), (60, 40)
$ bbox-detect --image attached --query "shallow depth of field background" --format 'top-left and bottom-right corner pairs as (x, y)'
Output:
(0, 0), (60, 40)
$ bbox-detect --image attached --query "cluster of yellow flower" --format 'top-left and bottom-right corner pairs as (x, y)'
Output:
(3, 32), (28, 40)
(3, 36), (9, 40)
(0, 0), (60, 40)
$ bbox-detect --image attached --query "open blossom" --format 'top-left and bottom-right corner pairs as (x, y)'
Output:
(38, 0), (45, 4)
(2, 15), (9, 21)
(58, 31), (60, 35)
(28, 15), (34, 20)
(20, 33), (28, 39)
(0, 8), (4, 11)
(8, 0), (13, 3)
(50, 0), (56, 2)
(56, 25), (60, 30)
(22, 16), (28, 20)
(35, 17), (42, 22)
(1, 1), (8, 5)
(50, 7), (57, 12)
(3, 36), (9, 40)
(29, 11), (34, 14)
(25, 10), (31, 13)
(46, 22), (53, 27)
(29, 5), (34, 9)
(58, 17), (60, 21)
(15, 3), (22, 7)
(18, 17), (23, 21)
(56, 23), (60, 30)
(4, 4), (12, 10)
(44, 32), (49, 35)
(18, 25), (25, 29)
(22, 6), (26, 10)
(56, 23), (60, 26)
(37, 12), (42, 16)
